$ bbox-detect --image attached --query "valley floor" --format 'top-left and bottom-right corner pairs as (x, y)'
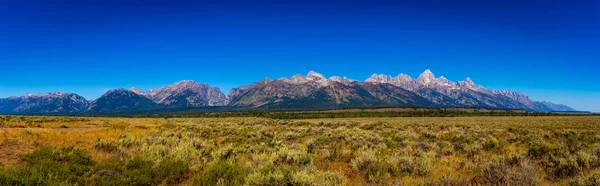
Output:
(1, 115), (600, 185)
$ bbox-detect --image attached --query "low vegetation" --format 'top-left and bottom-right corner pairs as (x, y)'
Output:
(0, 115), (599, 185)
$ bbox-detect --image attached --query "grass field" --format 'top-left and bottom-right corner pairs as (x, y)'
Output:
(1, 115), (599, 185)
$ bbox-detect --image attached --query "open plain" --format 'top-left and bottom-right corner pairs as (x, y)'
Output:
(1, 115), (599, 185)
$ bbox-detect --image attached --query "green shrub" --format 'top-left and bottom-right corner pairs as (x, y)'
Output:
(476, 155), (538, 185)
(0, 146), (94, 185)
(118, 134), (137, 148)
(92, 156), (189, 185)
(292, 167), (346, 186)
(305, 138), (317, 153)
(396, 156), (415, 175)
(421, 132), (436, 140)
(350, 150), (379, 178)
(552, 157), (581, 178)
(483, 138), (499, 150)
(196, 160), (247, 186)
(569, 173), (600, 186)
(324, 144), (344, 161)
(92, 138), (118, 152)
(298, 154), (312, 166)
(273, 146), (302, 165)
(528, 142), (554, 158)
(413, 152), (435, 176)
(245, 169), (287, 186)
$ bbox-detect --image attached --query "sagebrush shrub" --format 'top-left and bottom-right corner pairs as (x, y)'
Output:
(196, 160), (247, 186)
(92, 138), (118, 152)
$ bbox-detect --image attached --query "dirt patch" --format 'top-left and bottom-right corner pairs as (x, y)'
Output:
(0, 137), (33, 166)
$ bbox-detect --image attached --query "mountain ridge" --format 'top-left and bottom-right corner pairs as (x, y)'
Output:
(0, 70), (577, 114)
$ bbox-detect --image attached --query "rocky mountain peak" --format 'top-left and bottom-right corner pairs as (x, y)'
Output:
(396, 73), (413, 79)
(142, 80), (226, 107)
(329, 76), (355, 85)
(365, 74), (392, 83)
(22, 91), (72, 98)
(458, 77), (488, 92)
(111, 88), (128, 93)
(172, 80), (203, 87)
(306, 70), (326, 81)
(464, 77), (475, 85)
(1, 91), (90, 114)
(282, 73), (309, 84)
(417, 69), (436, 84)
(329, 76), (343, 81)
(102, 88), (130, 97)
(260, 77), (271, 82)
(129, 87), (146, 95)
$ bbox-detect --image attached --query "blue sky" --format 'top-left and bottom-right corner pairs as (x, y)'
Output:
(1, 0), (598, 111)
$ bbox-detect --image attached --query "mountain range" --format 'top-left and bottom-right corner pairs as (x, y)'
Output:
(0, 70), (576, 114)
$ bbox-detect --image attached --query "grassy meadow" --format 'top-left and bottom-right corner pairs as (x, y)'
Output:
(0, 115), (600, 185)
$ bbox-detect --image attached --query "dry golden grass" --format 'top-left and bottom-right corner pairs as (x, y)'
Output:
(0, 115), (599, 185)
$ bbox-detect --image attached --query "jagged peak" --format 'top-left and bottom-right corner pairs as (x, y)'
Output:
(259, 77), (271, 83)
(287, 73), (305, 79)
(22, 91), (71, 97)
(365, 73), (378, 81)
(168, 80), (215, 90)
(417, 69), (435, 84)
(101, 88), (129, 96)
(129, 86), (142, 91)
(306, 70), (326, 81)
(307, 70), (324, 77)
(494, 90), (528, 97)
(329, 76), (343, 80)
(129, 87), (146, 94)
(420, 69), (434, 76)
(329, 76), (356, 84)
(278, 73), (310, 84)
(464, 77), (474, 85)
(173, 80), (202, 85)
(422, 69), (433, 75)
(365, 73), (392, 82)
(49, 91), (68, 96)
(395, 73), (413, 80)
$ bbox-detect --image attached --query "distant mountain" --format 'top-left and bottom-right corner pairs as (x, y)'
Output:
(228, 71), (436, 108)
(131, 80), (226, 108)
(86, 80), (226, 113)
(87, 88), (158, 113)
(365, 70), (574, 111)
(534, 101), (577, 112)
(0, 70), (577, 114)
(0, 92), (89, 114)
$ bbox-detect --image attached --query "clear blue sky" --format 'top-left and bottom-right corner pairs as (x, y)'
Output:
(1, 0), (598, 111)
